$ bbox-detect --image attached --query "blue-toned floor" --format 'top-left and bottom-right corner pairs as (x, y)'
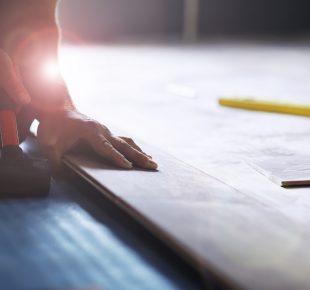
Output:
(0, 174), (203, 290)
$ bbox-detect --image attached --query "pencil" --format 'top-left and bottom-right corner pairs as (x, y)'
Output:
(219, 97), (310, 117)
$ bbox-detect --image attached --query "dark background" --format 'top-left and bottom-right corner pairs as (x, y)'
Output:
(199, 0), (310, 35)
(58, 0), (310, 41)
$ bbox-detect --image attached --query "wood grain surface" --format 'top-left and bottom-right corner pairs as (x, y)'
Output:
(248, 155), (310, 187)
(60, 40), (310, 290)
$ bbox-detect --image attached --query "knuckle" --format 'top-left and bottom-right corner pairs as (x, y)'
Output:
(101, 124), (110, 133)
(136, 152), (149, 161)
(120, 136), (133, 142)
(101, 127), (112, 139)
(83, 119), (100, 131)
(102, 139), (113, 149)
(116, 138), (128, 149)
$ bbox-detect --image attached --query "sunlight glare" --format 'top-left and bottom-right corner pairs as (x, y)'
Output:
(42, 60), (61, 81)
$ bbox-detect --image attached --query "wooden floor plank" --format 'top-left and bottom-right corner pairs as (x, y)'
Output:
(59, 40), (310, 290)
(64, 143), (310, 290)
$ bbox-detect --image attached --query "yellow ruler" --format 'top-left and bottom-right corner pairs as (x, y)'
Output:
(219, 97), (310, 117)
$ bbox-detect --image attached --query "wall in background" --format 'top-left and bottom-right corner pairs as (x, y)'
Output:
(199, 0), (310, 35)
(58, 0), (310, 42)
(58, 0), (182, 41)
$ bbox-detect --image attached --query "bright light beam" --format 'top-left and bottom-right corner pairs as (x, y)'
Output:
(42, 60), (61, 81)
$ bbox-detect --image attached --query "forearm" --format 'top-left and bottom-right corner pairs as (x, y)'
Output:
(0, 0), (59, 65)
(0, 1), (157, 169)
(0, 0), (75, 137)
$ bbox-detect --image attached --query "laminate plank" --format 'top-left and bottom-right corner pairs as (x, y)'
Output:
(59, 40), (310, 290)
(64, 144), (310, 290)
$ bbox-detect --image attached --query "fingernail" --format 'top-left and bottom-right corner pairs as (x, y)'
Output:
(122, 159), (133, 169)
(146, 160), (158, 170)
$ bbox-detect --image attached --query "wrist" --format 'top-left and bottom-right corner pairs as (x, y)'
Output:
(38, 107), (79, 127)
(18, 63), (76, 122)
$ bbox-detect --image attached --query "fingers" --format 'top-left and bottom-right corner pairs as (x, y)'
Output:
(37, 109), (158, 171)
(119, 136), (152, 159)
(42, 135), (134, 171)
(111, 137), (158, 170)
(87, 135), (133, 169)
(4, 66), (31, 106)
(0, 51), (31, 106)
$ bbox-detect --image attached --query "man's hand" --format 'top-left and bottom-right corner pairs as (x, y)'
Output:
(37, 110), (158, 170)
(1, 1), (158, 171)
(0, 50), (31, 108)
(0, 49), (158, 171)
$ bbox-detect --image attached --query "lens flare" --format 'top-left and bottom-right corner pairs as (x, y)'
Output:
(42, 60), (61, 81)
